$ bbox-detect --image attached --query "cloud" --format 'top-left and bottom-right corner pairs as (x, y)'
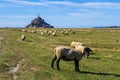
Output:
(3, 0), (120, 9)
(68, 10), (120, 19)
(81, 2), (120, 9)
(3, 0), (49, 6)
(45, 1), (80, 6)
(0, 15), (35, 18)
(0, 1), (21, 7)
(68, 12), (99, 18)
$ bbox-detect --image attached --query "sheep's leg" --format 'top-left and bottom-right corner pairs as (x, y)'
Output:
(85, 54), (88, 58)
(74, 60), (80, 72)
(56, 58), (60, 71)
(22, 38), (25, 41)
(51, 55), (57, 69)
(86, 52), (89, 59)
(86, 55), (88, 59)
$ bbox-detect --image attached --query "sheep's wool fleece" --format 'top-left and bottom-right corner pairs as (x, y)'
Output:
(55, 46), (83, 60)
(75, 45), (85, 53)
(71, 41), (83, 48)
(22, 35), (25, 39)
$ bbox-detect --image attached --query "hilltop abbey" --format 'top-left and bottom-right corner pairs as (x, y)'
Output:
(26, 15), (54, 28)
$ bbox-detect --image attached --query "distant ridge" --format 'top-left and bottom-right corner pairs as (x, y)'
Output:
(26, 15), (54, 28)
(93, 26), (120, 28)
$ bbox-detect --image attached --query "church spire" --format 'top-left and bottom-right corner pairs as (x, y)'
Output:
(38, 14), (40, 18)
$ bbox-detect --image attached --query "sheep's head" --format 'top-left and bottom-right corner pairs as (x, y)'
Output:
(83, 47), (92, 58)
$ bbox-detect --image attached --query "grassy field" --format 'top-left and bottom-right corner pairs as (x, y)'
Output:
(0, 28), (120, 80)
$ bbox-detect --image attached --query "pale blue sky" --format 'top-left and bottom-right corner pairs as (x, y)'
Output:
(0, 0), (120, 28)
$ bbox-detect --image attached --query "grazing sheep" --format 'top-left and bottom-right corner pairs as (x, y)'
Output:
(47, 32), (50, 35)
(21, 35), (26, 41)
(71, 41), (83, 48)
(41, 32), (44, 36)
(52, 32), (56, 37)
(51, 46), (92, 72)
(75, 45), (92, 58)
(63, 30), (68, 35)
(21, 29), (27, 32)
(71, 31), (75, 34)
(31, 30), (36, 33)
(44, 30), (48, 34)
(71, 41), (92, 58)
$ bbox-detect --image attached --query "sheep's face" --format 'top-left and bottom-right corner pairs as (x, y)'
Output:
(83, 47), (92, 58)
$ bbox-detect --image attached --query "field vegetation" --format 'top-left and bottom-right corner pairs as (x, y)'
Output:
(0, 28), (120, 80)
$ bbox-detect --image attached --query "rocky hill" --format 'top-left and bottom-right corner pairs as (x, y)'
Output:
(26, 15), (54, 28)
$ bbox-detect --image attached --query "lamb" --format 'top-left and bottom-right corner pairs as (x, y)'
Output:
(71, 41), (83, 48)
(51, 46), (92, 72)
(21, 35), (26, 41)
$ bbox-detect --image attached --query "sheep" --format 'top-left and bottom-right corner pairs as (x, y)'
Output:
(75, 45), (92, 58)
(52, 32), (56, 37)
(31, 30), (36, 33)
(63, 30), (68, 35)
(51, 46), (92, 72)
(71, 41), (92, 58)
(44, 30), (48, 34)
(71, 41), (83, 48)
(47, 32), (50, 35)
(71, 42), (91, 56)
(21, 29), (27, 32)
(21, 35), (26, 41)
(71, 31), (75, 34)
(41, 32), (44, 36)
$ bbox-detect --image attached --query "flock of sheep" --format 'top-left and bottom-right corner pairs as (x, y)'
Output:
(20, 29), (92, 72)
(19, 29), (75, 38)
(51, 41), (92, 72)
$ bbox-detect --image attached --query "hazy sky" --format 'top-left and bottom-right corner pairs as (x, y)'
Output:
(0, 0), (120, 28)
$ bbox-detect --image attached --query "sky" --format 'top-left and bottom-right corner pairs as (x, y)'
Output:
(0, 0), (120, 28)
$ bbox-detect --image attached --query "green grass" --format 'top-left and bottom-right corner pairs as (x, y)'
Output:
(0, 28), (120, 80)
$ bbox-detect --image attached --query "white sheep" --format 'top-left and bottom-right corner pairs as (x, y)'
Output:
(52, 32), (56, 37)
(31, 30), (36, 33)
(71, 41), (83, 48)
(44, 30), (48, 34)
(51, 46), (92, 72)
(21, 35), (26, 41)
(47, 32), (50, 35)
(63, 30), (68, 35)
(71, 41), (92, 58)
(41, 32), (44, 36)
(75, 45), (92, 58)
(21, 29), (27, 32)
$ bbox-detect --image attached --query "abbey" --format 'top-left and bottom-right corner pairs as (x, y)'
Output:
(26, 15), (54, 28)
